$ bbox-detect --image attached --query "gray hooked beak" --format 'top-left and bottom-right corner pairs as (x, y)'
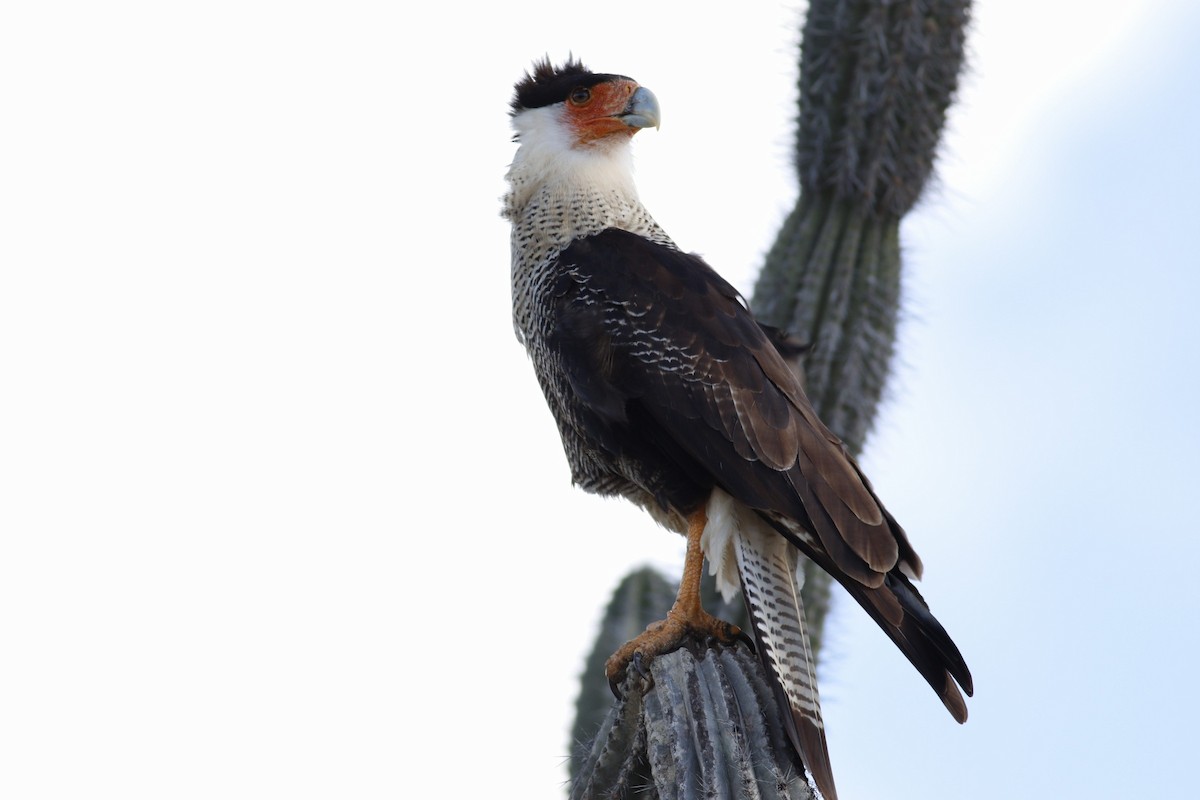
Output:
(620, 86), (661, 131)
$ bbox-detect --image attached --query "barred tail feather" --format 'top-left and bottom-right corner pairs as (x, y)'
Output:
(706, 491), (837, 800)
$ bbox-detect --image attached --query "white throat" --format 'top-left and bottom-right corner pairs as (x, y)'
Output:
(502, 105), (640, 223)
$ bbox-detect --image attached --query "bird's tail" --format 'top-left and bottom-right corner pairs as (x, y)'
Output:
(736, 521), (838, 800)
(762, 499), (974, 726)
(840, 568), (973, 723)
(704, 489), (838, 800)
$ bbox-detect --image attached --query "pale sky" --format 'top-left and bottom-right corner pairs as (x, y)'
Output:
(3, 2), (1198, 798)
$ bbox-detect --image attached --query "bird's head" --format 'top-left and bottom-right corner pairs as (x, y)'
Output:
(504, 57), (660, 220)
(510, 57), (660, 150)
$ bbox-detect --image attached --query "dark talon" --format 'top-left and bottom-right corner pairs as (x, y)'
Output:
(631, 652), (655, 692)
(607, 651), (654, 699)
(631, 651), (650, 680)
(734, 625), (756, 653)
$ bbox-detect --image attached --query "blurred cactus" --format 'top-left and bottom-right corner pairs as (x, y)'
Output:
(570, 567), (679, 762)
(752, 0), (970, 661)
(570, 1), (971, 796)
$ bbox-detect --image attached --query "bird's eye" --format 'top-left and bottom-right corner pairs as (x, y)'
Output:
(569, 86), (591, 105)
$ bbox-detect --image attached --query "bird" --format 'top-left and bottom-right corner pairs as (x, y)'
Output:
(502, 57), (972, 800)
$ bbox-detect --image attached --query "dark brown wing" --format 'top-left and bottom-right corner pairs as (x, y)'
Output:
(552, 228), (905, 580)
(549, 227), (972, 711)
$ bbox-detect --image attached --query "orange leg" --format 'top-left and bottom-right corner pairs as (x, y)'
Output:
(604, 507), (745, 689)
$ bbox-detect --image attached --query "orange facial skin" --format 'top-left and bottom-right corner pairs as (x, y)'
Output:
(563, 79), (643, 145)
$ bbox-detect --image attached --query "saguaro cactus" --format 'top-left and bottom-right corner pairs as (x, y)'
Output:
(753, 0), (971, 656)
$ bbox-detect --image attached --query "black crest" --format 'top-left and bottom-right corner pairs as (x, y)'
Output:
(510, 56), (631, 114)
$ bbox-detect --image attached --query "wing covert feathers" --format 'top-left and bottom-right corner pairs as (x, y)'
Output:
(553, 229), (913, 584)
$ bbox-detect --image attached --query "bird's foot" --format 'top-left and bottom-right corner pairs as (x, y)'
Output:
(605, 607), (750, 696)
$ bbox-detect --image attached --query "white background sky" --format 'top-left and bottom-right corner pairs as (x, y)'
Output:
(3, 2), (1199, 798)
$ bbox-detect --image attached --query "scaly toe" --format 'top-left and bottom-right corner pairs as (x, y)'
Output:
(604, 609), (746, 696)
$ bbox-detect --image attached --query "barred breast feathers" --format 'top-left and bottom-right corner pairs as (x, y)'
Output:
(505, 111), (672, 346)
